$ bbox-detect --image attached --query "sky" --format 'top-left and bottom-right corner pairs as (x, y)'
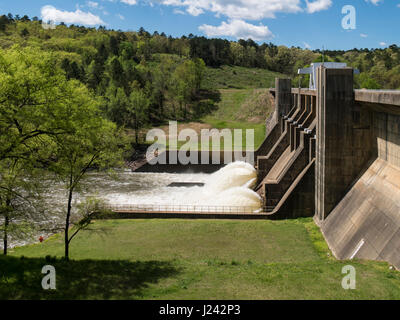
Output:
(0, 0), (399, 50)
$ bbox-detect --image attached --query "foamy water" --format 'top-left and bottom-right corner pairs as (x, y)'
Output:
(103, 162), (261, 209)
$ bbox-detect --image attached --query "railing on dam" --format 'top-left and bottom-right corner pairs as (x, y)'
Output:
(105, 204), (263, 214)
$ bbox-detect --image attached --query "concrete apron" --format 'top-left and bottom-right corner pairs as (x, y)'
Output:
(319, 158), (400, 270)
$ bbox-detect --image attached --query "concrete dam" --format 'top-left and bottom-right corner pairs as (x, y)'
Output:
(256, 67), (400, 270)
(123, 66), (400, 270)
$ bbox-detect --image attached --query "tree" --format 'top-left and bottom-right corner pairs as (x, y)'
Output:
(170, 60), (202, 120)
(108, 56), (125, 88)
(47, 81), (124, 260)
(86, 59), (104, 90)
(128, 89), (149, 144)
(0, 15), (9, 32)
(356, 73), (382, 89)
(0, 158), (44, 255)
(20, 28), (29, 37)
(230, 42), (246, 66)
(0, 46), (83, 253)
(105, 86), (130, 126)
(150, 55), (176, 121)
(0, 46), (75, 162)
(61, 58), (83, 81)
(0, 46), (124, 259)
(193, 58), (206, 91)
(109, 35), (119, 56)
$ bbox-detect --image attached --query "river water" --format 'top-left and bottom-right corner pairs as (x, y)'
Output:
(1, 162), (261, 250)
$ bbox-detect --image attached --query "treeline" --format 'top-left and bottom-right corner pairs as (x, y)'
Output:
(0, 14), (208, 140)
(0, 14), (399, 132)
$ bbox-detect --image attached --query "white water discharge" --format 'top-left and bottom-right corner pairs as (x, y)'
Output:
(104, 161), (262, 209)
(199, 162), (261, 208)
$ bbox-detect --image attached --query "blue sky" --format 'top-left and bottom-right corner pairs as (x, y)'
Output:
(0, 0), (399, 50)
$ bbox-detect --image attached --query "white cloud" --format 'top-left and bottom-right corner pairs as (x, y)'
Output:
(121, 0), (138, 5)
(186, 5), (204, 16)
(173, 8), (186, 15)
(305, 0), (332, 13)
(380, 41), (387, 46)
(41, 5), (105, 25)
(303, 42), (311, 49)
(88, 1), (99, 8)
(360, 33), (368, 38)
(160, 0), (303, 20)
(116, 13), (125, 20)
(365, 0), (383, 5)
(199, 19), (274, 41)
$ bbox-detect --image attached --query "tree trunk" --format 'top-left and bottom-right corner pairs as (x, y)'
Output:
(3, 215), (8, 255)
(65, 188), (73, 261)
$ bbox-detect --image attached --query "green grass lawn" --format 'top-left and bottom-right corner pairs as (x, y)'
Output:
(1, 218), (399, 300)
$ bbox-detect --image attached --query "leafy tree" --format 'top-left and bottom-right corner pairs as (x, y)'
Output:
(0, 46), (88, 254)
(128, 89), (149, 144)
(47, 82), (124, 260)
(193, 58), (206, 91)
(356, 73), (382, 89)
(86, 60), (104, 90)
(0, 15), (9, 32)
(61, 58), (83, 81)
(0, 159), (44, 255)
(150, 55), (176, 121)
(230, 42), (246, 66)
(109, 35), (119, 56)
(108, 56), (125, 88)
(20, 28), (29, 37)
(105, 86), (130, 126)
(0, 46), (75, 162)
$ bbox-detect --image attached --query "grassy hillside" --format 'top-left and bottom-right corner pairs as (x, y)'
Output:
(201, 88), (274, 149)
(148, 65), (280, 150)
(2, 218), (399, 300)
(202, 65), (285, 90)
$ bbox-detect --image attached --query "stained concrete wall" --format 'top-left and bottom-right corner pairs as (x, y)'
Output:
(316, 74), (400, 269)
(320, 159), (400, 269)
(268, 160), (315, 220)
(275, 78), (292, 123)
(374, 112), (400, 168)
(315, 68), (375, 221)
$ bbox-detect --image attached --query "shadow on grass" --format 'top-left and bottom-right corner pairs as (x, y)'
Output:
(0, 255), (180, 300)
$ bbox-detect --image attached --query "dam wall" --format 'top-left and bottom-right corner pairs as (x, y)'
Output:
(260, 68), (400, 269)
(319, 107), (400, 270)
